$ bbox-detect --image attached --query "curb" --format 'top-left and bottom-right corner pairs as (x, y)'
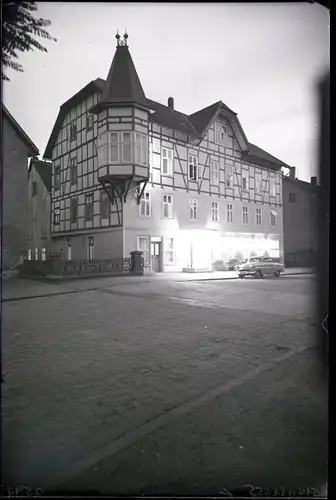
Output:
(2, 271), (316, 302)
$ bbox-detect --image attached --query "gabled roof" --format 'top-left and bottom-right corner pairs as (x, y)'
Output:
(43, 81), (289, 170)
(188, 100), (236, 135)
(2, 104), (39, 156)
(44, 79), (104, 158)
(244, 143), (291, 170)
(147, 99), (199, 138)
(188, 100), (249, 151)
(92, 44), (148, 112)
(29, 158), (52, 192)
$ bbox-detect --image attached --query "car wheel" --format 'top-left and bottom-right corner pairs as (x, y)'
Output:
(255, 270), (262, 279)
(274, 270), (280, 278)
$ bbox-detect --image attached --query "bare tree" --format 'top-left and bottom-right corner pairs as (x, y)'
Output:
(2, 1), (57, 81)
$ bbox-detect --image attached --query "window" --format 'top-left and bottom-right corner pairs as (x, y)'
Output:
(271, 214), (276, 227)
(135, 133), (147, 164)
(69, 121), (77, 141)
(243, 206), (249, 224)
(100, 190), (110, 219)
(226, 166), (233, 187)
(109, 132), (119, 162)
(54, 165), (61, 190)
(161, 147), (173, 176)
(289, 192), (296, 203)
(88, 237), (94, 261)
(54, 209), (60, 225)
(138, 237), (150, 265)
(123, 132), (132, 162)
(189, 198), (198, 220)
(227, 203), (233, 222)
(255, 173), (262, 193)
(164, 238), (174, 264)
(85, 193), (94, 221)
(70, 158), (77, 185)
(163, 194), (173, 218)
(242, 175), (249, 191)
(86, 114), (94, 131)
(140, 191), (151, 217)
(256, 207), (262, 226)
(98, 133), (108, 166)
(215, 122), (227, 145)
(97, 132), (147, 166)
(35, 248), (39, 261)
(41, 248), (47, 261)
(70, 197), (78, 223)
(188, 155), (198, 181)
(211, 201), (219, 222)
(270, 175), (276, 196)
(27, 249), (32, 260)
(210, 160), (219, 185)
(67, 239), (72, 261)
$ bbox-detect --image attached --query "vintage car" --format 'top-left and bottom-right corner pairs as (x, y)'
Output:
(235, 259), (247, 271)
(236, 256), (284, 278)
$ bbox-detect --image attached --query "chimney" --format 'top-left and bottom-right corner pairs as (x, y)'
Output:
(289, 166), (296, 179)
(168, 97), (174, 110)
(311, 176), (317, 185)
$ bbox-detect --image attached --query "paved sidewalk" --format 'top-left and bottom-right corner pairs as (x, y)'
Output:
(1, 267), (316, 302)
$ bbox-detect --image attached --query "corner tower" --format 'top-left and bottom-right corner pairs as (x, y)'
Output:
(91, 32), (150, 207)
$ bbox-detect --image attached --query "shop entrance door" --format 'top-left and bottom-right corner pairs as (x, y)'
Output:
(151, 242), (162, 272)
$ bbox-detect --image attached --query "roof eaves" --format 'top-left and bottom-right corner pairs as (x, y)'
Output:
(245, 142), (291, 170)
(2, 105), (39, 156)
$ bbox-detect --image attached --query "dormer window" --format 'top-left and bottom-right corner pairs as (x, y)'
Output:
(214, 121), (227, 145)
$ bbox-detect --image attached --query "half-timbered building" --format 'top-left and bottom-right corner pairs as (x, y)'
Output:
(44, 33), (289, 273)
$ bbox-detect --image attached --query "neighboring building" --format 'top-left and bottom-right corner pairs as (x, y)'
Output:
(43, 33), (290, 273)
(2, 105), (39, 270)
(27, 158), (52, 261)
(282, 166), (319, 267)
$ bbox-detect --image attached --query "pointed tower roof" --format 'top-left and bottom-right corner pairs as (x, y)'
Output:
(92, 32), (148, 112)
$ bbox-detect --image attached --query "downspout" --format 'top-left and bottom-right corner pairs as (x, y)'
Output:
(121, 196), (125, 258)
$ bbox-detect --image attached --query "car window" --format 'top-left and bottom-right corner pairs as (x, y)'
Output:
(249, 257), (262, 263)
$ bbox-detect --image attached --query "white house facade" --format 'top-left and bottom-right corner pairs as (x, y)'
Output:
(44, 33), (288, 273)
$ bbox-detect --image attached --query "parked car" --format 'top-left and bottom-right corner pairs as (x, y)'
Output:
(236, 256), (284, 278)
(235, 259), (247, 271)
(227, 258), (247, 271)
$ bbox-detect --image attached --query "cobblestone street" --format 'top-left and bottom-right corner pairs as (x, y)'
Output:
(1, 275), (327, 494)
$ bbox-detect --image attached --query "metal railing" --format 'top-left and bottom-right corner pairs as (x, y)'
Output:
(61, 257), (132, 276)
(19, 256), (143, 278)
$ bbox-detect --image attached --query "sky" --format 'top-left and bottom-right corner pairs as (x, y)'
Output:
(3, 2), (329, 182)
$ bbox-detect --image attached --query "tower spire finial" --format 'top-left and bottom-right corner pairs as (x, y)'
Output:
(115, 29), (121, 47)
(123, 29), (128, 46)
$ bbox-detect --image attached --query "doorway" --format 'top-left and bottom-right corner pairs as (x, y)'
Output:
(151, 241), (162, 272)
